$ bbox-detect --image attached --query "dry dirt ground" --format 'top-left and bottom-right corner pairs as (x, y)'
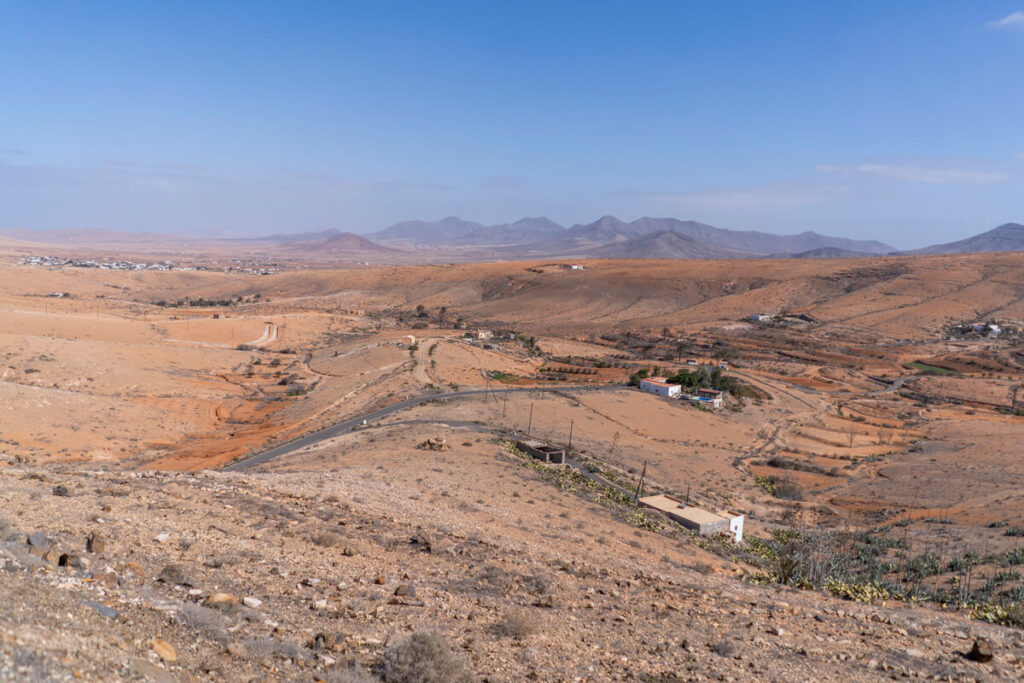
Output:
(3, 250), (1024, 680)
(2, 461), (1023, 682)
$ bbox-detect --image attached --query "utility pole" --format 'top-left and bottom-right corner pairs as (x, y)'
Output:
(610, 431), (620, 458)
(633, 460), (647, 503)
(527, 402), (533, 436)
(568, 419), (574, 451)
(502, 391), (507, 418)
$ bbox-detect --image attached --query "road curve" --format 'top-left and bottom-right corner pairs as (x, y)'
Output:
(225, 384), (625, 471)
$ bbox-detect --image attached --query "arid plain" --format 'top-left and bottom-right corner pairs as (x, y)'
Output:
(3, 240), (1024, 681)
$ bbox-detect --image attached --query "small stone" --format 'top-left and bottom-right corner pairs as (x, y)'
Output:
(410, 529), (432, 553)
(26, 532), (51, 550)
(767, 626), (784, 636)
(52, 484), (70, 497)
(59, 554), (88, 569)
(969, 638), (994, 663)
(393, 583), (416, 598)
(149, 639), (177, 663)
(83, 601), (119, 619)
(40, 550), (60, 566)
(86, 532), (105, 554)
(309, 633), (339, 650)
(226, 642), (247, 657)
(312, 599), (328, 609)
(94, 570), (119, 590)
(204, 593), (239, 610)
(157, 564), (193, 586)
(243, 597), (263, 609)
(133, 658), (175, 683)
(121, 562), (145, 580)
(154, 532), (171, 543)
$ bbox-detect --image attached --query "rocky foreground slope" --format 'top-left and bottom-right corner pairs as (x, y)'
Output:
(1, 461), (1023, 682)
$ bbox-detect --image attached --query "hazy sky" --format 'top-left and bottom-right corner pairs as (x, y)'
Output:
(2, 1), (1023, 247)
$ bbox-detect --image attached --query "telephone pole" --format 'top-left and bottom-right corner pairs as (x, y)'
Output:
(527, 402), (534, 435)
(567, 419), (574, 451)
(633, 460), (647, 503)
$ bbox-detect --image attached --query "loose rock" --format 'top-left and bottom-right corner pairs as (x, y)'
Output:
(204, 592), (239, 610)
(86, 531), (105, 554)
(149, 638), (177, 663)
(969, 638), (994, 663)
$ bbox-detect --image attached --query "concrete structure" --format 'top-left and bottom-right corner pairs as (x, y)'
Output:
(639, 377), (682, 399)
(516, 439), (566, 464)
(692, 387), (723, 408)
(639, 494), (744, 543)
(468, 329), (493, 341)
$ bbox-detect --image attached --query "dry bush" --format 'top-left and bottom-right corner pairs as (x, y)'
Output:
(179, 603), (228, 642)
(382, 629), (472, 683)
(770, 476), (804, 501)
(242, 636), (305, 660)
(520, 572), (552, 595)
(311, 531), (344, 547)
(325, 661), (379, 682)
(490, 608), (540, 640)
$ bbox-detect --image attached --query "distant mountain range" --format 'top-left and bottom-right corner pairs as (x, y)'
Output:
(903, 223), (1024, 255)
(368, 216), (565, 246)
(366, 214), (896, 258)
(588, 230), (745, 260)
(4, 219), (1024, 261)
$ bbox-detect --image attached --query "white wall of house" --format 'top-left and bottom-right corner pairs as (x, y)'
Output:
(639, 379), (681, 398)
(729, 515), (744, 544)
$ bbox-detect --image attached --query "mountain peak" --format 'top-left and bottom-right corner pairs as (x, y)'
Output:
(910, 222), (1024, 255)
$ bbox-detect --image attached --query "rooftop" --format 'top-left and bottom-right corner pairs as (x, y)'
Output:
(639, 494), (734, 526)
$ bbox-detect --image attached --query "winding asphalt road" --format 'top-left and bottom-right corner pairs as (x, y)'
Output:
(225, 384), (624, 471)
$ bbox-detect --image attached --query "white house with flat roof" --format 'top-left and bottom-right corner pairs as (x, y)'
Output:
(639, 494), (743, 543)
(639, 377), (681, 399)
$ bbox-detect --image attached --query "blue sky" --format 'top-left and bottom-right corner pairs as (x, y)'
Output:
(1, 1), (1022, 246)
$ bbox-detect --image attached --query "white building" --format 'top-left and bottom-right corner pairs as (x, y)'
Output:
(687, 387), (723, 408)
(639, 377), (682, 399)
(639, 494), (744, 543)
